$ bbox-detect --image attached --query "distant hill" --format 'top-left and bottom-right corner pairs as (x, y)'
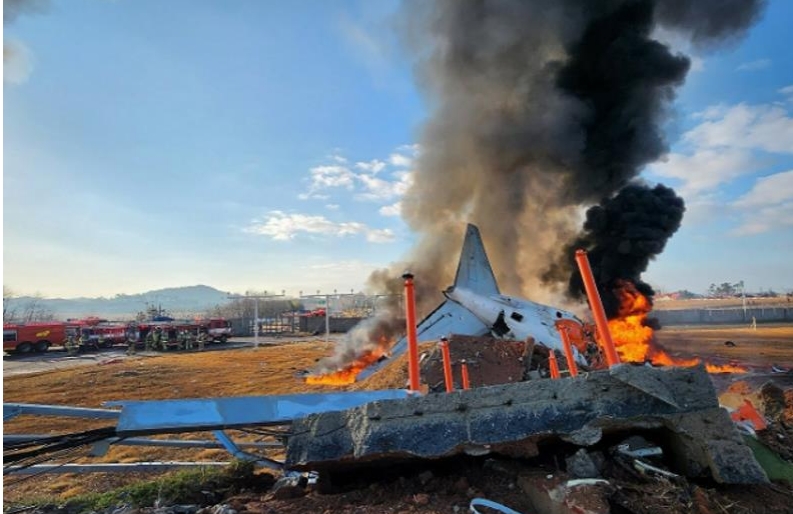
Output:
(8, 285), (232, 321)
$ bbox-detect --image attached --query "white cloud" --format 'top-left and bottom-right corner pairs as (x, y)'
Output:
(358, 170), (412, 201)
(365, 228), (396, 243)
(245, 211), (394, 243)
(731, 170), (793, 235)
(734, 170), (793, 208)
(303, 164), (356, 198)
(684, 103), (793, 154)
(688, 56), (705, 73)
(780, 85), (793, 102)
(650, 148), (756, 194)
(356, 174), (399, 201)
(399, 143), (420, 154)
(379, 202), (402, 217)
(300, 147), (414, 211)
(735, 58), (771, 72)
(325, 204), (340, 210)
(355, 159), (387, 173)
(731, 202), (793, 236)
(298, 192), (329, 200)
(389, 153), (413, 168)
(648, 100), (793, 237)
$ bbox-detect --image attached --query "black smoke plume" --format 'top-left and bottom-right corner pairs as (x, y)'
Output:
(564, 184), (685, 317)
(337, 0), (764, 369)
(388, 0), (761, 295)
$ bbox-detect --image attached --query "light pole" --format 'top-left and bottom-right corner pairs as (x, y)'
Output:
(227, 292), (286, 348)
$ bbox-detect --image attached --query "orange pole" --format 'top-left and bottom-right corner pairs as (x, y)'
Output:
(574, 249), (621, 367)
(548, 350), (560, 379)
(558, 326), (578, 377)
(461, 360), (470, 390)
(439, 338), (454, 393)
(403, 272), (421, 392)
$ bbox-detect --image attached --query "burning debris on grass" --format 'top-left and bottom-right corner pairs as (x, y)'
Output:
(606, 280), (747, 374)
(305, 313), (403, 386)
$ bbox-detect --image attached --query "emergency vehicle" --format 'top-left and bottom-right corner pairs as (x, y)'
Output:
(3, 323), (69, 353)
(127, 318), (232, 347)
(4, 317), (232, 354)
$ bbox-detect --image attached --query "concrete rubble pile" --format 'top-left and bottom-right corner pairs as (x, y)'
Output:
(286, 364), (769, 485)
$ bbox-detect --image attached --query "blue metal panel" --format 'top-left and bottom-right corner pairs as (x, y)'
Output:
(3, 403), (121, 421)
(5, 462), (230, 475)
(107, 390), (410, 435)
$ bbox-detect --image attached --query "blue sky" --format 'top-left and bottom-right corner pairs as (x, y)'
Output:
(3, 0), (792, 299)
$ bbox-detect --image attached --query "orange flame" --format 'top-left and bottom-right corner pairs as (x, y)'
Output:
(305, 346), (388, 386)
(606, 281), (745, 374)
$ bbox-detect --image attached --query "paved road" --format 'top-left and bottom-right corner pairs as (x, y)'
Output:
(3, 335), (345, 377)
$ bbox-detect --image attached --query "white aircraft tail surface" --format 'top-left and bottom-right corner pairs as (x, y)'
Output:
(452, 224), (500, 296)
(356, 225), (494, 381)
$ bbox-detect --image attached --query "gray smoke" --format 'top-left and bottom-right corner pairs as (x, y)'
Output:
(4, 0), (50, 84)
(375, 0), (763, 302)
(318, 0), (766, 373)
(4, 0), (49, 24)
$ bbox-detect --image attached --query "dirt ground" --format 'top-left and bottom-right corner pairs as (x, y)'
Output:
(4, 325), (793, 512)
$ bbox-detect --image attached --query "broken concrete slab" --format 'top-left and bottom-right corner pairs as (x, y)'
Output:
(286, 364), (768, 484)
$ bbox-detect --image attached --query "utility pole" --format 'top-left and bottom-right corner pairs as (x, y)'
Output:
(227, 291), (286, 348)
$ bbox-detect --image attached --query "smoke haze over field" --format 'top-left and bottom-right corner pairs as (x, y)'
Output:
(3, 0), (49, 84)
(366, 0), (764, 312)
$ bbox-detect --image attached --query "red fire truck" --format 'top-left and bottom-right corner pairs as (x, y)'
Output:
(127, 318), (233, 346)
(4, 317), (232, 354)
(204, 318), (233, 342)
(3, 323), (69, 353)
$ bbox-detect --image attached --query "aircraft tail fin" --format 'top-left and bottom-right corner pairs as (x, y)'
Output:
(453, 224), (499, 296)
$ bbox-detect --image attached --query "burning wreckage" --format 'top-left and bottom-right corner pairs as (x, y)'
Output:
(3, 224), (775, 494)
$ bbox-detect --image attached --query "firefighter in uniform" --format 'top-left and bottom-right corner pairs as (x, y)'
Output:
(161, 328), (170, 351)
(197, 330), (207, 351)
(184, 330), (194, 351)
(126, 334), (137, 355)
(145, 330), (154, 351)
(65, 334), (78, 356)
(80, 330), (90, 352)
(153, 327), (162, 351)
(176, 330), (186, 351)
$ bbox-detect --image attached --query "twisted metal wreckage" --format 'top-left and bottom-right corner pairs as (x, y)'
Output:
(3, 225), (770, 485)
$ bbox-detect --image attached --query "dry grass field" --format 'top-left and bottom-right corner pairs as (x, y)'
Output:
(656, 324), (793, 368)
(3, 324), (793, 504)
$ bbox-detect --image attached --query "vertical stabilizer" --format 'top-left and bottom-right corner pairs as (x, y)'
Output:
(453, 224), (499, 295)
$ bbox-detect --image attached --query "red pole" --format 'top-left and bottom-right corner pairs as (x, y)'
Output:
(558, 326), (578, 377)
(461, 360), (471, 390)
(548, 350), (560, 379)
(574, 249), (620, 367)
(403, 272), (421, 392)
(439, 337), (454, 393)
